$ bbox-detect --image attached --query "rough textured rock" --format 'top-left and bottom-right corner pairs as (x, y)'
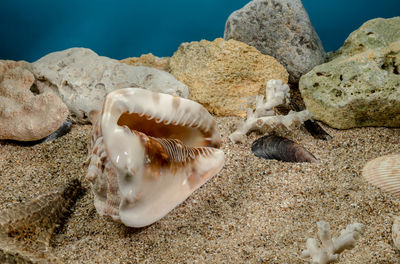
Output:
(224, 0), (325, 83)
(299, 17), (400, 129)
(32, 48), (188, 123)
(169, 38), (288, 117)
(331, 17), (400, 59)
(120, 53), (170, 72)
(0, 60), (69, 141)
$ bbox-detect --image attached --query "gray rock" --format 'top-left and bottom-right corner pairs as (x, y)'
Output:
(32, 48), (188, 123)
(299, 17), (400, 129)
(224, 0), (325, 83)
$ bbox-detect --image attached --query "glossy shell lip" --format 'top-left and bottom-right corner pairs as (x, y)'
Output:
(86, 88), (225, 227)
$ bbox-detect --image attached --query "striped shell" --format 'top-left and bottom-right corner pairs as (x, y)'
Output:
(362, 153), (400, 197)
(85, 88), (224, 227)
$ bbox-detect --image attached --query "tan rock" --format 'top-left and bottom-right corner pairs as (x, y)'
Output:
(0, 60), (69, 141)
(169, 38), (289, 117)
(120, 53), (170, 72)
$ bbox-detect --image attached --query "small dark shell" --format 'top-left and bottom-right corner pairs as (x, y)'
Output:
(251, 135), (317, 163)
(303, 120), (332, 140)
(42, 121), (72, 142)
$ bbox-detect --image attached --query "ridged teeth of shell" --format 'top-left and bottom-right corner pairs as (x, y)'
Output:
(131, 104), (211, 135)
(134, 105), (144, 117)
(187, 148), (196, 160)
(175, 112), (206, 131)
(145, 111), (156, 120)
(188, 114), (198, 127)
(154, 113), (166, 123)
(201, 147), (213, 156)
(180, 113), (192, 127)
(171, 110), (185, 126)
(190, 147), (212, 161)
(163, 117), (173, 125)
(194, 118), (203, 128)
(155, 137), (215, 163)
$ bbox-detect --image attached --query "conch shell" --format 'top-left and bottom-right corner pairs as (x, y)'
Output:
(86, 88), (224, 227)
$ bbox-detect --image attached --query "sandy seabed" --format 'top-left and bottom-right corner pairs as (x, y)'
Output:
(0, 117), (399, 263)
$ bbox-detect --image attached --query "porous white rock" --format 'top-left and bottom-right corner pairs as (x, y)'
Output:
(229, 79), (310, 143)
(32, 48), (189, 123)
(0, 60), (69, 141)
(299, 17), (400, 129)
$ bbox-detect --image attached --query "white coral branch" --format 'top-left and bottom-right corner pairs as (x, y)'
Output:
(302, 221), (364, 264)
(229, 79), (310, 143)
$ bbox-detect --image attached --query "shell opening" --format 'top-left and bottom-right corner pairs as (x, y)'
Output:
(117, 112), (206, 147)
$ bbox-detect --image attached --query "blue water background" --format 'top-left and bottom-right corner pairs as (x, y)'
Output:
(1, 0), (399, 62)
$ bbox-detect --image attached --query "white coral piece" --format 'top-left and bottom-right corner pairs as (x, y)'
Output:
(302, 221), (364, 264)
(229, 79), (310, 143)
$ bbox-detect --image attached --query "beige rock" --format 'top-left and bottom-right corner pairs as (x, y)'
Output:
(169, 38), (289, 117)
(120, 53), (170, 72)
(0, 60), (69, 141)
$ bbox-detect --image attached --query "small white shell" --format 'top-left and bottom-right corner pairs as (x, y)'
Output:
(86, 88), (225, 227)
(393, 216), (400, 250)
(362, 153), (400, 197)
